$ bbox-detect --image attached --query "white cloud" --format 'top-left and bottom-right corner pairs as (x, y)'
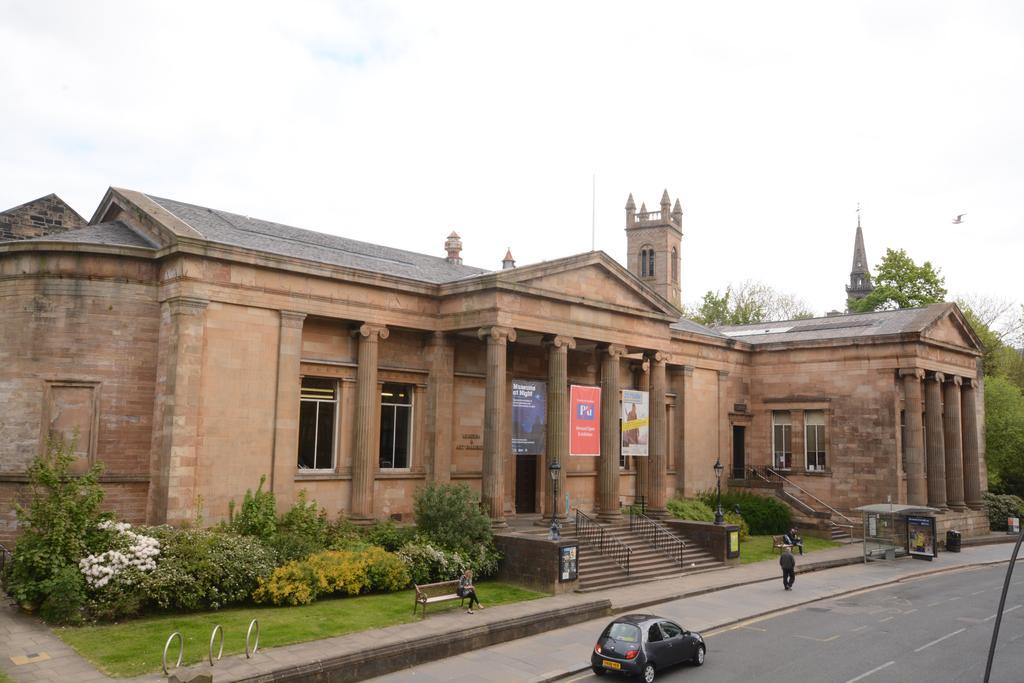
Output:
(0, 0), (1021, 315)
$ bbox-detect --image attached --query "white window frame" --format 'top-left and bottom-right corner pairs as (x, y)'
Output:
(772, 411), (792, 470)
(804, 410), (827, 471)
(379, 383), (414, 470)
(298, 377), (338, 470)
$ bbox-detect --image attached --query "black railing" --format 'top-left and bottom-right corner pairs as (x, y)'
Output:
(0, 542), (10, 575)
(629, 511), (687, 567)
(576, 509), (631, 576)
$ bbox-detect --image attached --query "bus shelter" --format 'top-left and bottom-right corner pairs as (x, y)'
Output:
(853, 504), (939, 562)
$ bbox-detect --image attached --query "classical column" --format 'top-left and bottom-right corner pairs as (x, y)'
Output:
(646, 351), (669, 517)
(943, 375), (966, 510)
(598, 344), (627, 522)
(150, 296), (208, 526)
(544, 335), (575, 521)
(924, 372), (947, 509)
(961, 378), (983, 509)
(425, 332), (454, 483)
(900, 368), (927, 506)
(351, 323), (388, 521)
(479, 326), (516, 527)
(632, 359), (650, 509)
(270, 311), (307, 502)
(675, 366), (694, 496)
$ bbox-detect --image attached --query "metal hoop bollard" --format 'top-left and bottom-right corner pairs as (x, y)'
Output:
(209, 624), (224, 666)
(162, 631), (184, 675)
(245, 618), (260, 658)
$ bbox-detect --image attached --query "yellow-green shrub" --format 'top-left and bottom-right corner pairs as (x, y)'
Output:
(254, 546), (409, 606)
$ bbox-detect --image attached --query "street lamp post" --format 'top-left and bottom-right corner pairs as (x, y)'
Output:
(713, 456), (725, 525)
(549, 461), (562, 540)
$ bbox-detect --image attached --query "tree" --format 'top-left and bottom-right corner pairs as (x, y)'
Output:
(984, 375), (1024, 497)
(959, 297), (1024, 390)
(848, 248), (947, 312)
(687, 280), (814, 326)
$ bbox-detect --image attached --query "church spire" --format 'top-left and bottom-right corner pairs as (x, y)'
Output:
(845, 205), (874, 309)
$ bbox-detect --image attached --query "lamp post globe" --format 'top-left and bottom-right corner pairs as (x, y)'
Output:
(713, 456), (725, 525)
(549, 461), (562, 540)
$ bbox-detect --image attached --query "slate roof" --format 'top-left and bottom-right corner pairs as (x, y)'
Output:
(715, 305), (951, 345)
(146, 195), (488, 284)
(670, 317), (729, 339)
(20, 220), (158, 249)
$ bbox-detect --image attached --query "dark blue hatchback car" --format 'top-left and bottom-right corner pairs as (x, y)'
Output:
(591, 614), (705, 682)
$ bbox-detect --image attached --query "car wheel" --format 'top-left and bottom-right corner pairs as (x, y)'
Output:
(694, 645), (706, 666)
(642, 662), (656, 682)
(591, 666), (606, 676)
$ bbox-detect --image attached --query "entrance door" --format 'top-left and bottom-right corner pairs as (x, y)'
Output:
(515, 454), (538, 513)
(732, 426), (746, 479)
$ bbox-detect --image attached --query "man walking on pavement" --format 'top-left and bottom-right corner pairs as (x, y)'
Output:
(780, 547), (796, 590)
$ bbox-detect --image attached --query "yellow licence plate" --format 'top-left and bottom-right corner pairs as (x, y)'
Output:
(602, 660), (621, 670)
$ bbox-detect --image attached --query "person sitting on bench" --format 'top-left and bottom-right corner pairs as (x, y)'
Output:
(784, 528), (804, 555)
(458, 568), (483, 614)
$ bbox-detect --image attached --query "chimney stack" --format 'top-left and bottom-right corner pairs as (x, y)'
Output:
(445, 231), (463, 265)
(502, 248), (516, 270)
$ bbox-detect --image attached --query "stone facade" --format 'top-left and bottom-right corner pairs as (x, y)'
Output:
(0, 187), (991, 544)
(0, 194), (85, 242)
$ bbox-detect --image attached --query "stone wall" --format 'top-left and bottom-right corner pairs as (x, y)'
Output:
(0, 194), (85, 241)
(494, 533), (579, 594)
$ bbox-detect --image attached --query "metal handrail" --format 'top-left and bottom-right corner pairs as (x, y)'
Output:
(766, 467), (857, 526)
(575, 509), (632, 576)
(629, 511), (687, 567)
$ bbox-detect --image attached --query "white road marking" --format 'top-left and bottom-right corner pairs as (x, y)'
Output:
(851, 625), (868, 632)
(904, 608), (918, 615)
(877, 616), (894, 623)
(927, 601), (944, 607)
(795, 633), (841, 642)
(971, 590), (986, 596)
(984, 604), (1022, 622)
(948, 596), (961, 601)
(740, 625), (767, 632)
(844, 660), (895, 682)
(913, 628), (966, 653)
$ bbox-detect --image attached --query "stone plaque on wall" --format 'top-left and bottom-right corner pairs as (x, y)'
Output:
(44, 382), (99, 470)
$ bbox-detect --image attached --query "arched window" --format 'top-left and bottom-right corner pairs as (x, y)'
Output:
(671, 247), (678, 283)
(639, 245), (655, 278)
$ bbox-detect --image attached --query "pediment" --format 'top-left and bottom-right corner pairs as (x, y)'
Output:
(921, 306), (984, 352)
(497, 253), (679, 317)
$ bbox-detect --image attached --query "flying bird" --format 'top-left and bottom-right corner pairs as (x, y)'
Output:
(952, 213), (967, 224)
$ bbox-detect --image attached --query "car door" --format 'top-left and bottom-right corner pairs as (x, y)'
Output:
(657, 620), (687, 666)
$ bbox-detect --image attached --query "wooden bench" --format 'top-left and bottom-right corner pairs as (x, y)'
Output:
(772, 535), (793, 554)
(413, 580), (466, 618)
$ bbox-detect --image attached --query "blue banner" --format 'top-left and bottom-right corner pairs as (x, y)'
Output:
(512, 380), (547, 455)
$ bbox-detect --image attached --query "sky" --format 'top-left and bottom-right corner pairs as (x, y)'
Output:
(1, 1), (1021, 316)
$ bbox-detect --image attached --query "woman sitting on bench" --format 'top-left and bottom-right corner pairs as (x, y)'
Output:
(784, 528), (804, 555)
(458, 568), (484, 614)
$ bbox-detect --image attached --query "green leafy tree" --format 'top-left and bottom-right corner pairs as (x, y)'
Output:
(2, 436), (108, 620)
(984, 375), (1024, 497)
(688, 280), (814, 326)
(849, 248), (947, 312)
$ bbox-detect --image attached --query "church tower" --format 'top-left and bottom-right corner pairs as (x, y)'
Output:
(845, 208), (874, 309)
(625, 189), (682, 307)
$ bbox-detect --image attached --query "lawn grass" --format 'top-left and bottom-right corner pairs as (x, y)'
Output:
(740, 534), (840, 564)
(0, 670), (12, 683)
(54, 580), (544, 678)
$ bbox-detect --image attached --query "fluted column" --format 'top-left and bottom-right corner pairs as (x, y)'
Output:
(646, 351), (669, 517)
(900, 368), (927, 506)
(598, 344), (627, 522)
(479, 326), (516, 527)
(544, 335), (575, 521)
(925, 372), (947, 509)
(351, 323), (388, 521)
(961, 378), (983, 509)
(943, 376), (966, 510)
(270, 311), (307, 503)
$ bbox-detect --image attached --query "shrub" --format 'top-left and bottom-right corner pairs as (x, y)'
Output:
(2, 436), (109, 618)
(254, 547), (409, 606)
(984, 492), (1024, 531)
(144, 528), (275, 611)
(667, 497), (749, 540)
(39, 564), (88, 625)
(364, 546), (412, 591)
(228, 475), (277, 542)
(413, 483), (493, 555)
(697, 490), (791, 535)
(397, 540), (469, 585)
(362, 520), (418, 552)
(271, 490), (330, 562)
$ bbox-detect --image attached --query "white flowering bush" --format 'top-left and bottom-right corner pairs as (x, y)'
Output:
(79, 521), (160, 588)
(396, 540), (470, 584)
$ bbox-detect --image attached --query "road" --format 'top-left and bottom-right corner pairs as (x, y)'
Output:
(565, 563), (1024, 683)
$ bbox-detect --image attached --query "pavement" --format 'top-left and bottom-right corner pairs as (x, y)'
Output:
(0, 536), (1017, 683)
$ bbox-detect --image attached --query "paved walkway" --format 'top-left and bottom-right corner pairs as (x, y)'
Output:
(0, 538), (1015, 683)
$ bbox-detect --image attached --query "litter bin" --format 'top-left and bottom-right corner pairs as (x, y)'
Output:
(946, 529), (962, 553)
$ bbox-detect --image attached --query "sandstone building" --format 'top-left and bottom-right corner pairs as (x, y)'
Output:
(0, 188), (989, 543)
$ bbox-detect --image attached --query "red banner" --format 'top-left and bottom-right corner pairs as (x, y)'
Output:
(570, 385), (601, 456)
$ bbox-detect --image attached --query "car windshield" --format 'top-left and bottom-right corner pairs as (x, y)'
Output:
(603, 622), (641, 643)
